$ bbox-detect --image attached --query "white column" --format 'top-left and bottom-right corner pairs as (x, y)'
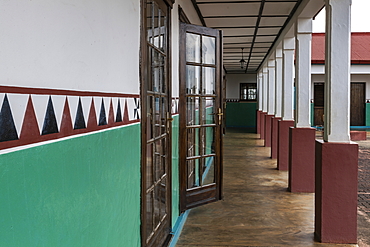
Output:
(275, 44), (283, 118)
(267, 59), (275, 115)
(258, 71), (263, 111)
(282, 37), (295, 121)
(295, 18), (312, 128)
(262, 66), (268, 112)
(324, 0), (351, 142)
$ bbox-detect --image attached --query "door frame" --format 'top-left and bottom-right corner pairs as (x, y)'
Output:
(350, 82), (366, 126)
(140, 0), (173, 246)
(178, 22), (223, 212)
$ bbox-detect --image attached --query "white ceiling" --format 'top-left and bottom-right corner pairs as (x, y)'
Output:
(192, 0), (301, 73)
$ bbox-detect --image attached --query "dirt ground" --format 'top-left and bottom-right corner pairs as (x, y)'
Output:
(357, 138), (370, 247)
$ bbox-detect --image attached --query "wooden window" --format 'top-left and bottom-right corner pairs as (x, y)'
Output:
(240, 83), (257, 101)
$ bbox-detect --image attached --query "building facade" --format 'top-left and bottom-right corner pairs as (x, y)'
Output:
(0, 0), (358, 246)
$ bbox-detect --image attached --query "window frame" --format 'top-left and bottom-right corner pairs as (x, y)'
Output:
(240, 83), (257, 101)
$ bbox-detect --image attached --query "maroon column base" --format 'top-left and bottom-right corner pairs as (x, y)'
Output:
(277, 120), (294, 170)
(260, 112), (267, 140)
(315, 140), (358, 244)
(350, 130), (367, 141)
(264, 115), (274, 147)
(257, 110), (262, 134)
(288, 127), (315, 192)
(271, 117), (281, 159)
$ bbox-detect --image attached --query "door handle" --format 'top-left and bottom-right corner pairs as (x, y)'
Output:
(217, 108), (223, 125)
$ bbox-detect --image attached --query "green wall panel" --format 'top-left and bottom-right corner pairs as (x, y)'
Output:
(226, 102), (257, 127)
(367, 103), (370, 126)
(311, 103), (314, 127)
(171, 115), (180, 227)
(0, 125), (141, 247)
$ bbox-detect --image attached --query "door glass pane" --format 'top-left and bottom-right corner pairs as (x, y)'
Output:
(187, 128), (199, 158)
(202, 157), (215, 186)
(146, 1), (153, 44)
(160, 97), (167, 134)
(186, 97), (199, 126)
(159, 11), (166, 51)
(186, 33), (201, 63)
(146, 191), (154, 240)
(146, 143), (154, 190)
(204, 127), (215, 156)
(154, 97), (161, 136)
(203, 67), (215, 95)
(187, 159), (200, 189)
(154, 185), (161, 228)
(202, 36), (216, 65)
(155, 139), (163, 181)
(159, 177), (167, 219)
(152, 51), (164, 93)
(147, 96), (154, 139)
(153, 3), (160, 48)
(202, 97), (215, 125)
(186, 65), (200, 94)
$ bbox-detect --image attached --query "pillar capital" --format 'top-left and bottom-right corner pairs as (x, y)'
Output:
(268, 58), (275, 68)
(263, 66), (268, 74)
(296, 18), (312, 34)
(275, 43), (283, 58)
(283, 37), (295, 50)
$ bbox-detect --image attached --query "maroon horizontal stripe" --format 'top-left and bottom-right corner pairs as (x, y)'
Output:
(0, 119), (140, 151)
(0, 86), (139, 98)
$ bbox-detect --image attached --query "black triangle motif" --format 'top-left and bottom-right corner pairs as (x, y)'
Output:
(134, 98), (140, 119)
(0, 94), (19, 142)
(74, 98), (86, 129)
(116, 100), (122, 122)
(42, 96), (59, 135)
(98, 98), (107, 126)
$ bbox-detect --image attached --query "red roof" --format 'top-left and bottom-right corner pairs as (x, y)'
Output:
(311, 32), (370, 64)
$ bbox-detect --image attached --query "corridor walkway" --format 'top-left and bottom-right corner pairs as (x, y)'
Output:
(176, 128), (357, 247)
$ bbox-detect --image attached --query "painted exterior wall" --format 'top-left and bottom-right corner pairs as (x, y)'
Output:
(0, 1), (143, 246)
(0, 0), (140, 94)
(0, 124), (141, 247)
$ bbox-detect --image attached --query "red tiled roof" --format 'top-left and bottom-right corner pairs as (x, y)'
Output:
(312, 32), (370, 64)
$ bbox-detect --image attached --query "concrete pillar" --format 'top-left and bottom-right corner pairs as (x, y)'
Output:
(257, 72), (263, 135)
(315, 0), (358, 244)
(278, 37), (295, 170)
(260, 66), (268, 140)
(265, 59), (275, 147)
(272, 45), (282, 159)
(289, 18), (315, 193)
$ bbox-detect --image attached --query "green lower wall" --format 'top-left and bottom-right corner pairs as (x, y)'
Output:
(226, 102), (257, 127)
(171, 115), (180, 227)
(0, 125), (141, 247)
(311, 103), (314, 127)
(366, 104), (370, 126)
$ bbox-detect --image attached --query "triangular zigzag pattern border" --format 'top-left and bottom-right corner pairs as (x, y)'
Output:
(0, 91), (140, 149)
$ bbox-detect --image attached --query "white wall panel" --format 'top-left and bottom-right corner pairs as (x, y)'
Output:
(0, 0), (140, 94)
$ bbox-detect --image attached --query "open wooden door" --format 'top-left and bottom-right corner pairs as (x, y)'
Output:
(179, 23), (223, 212)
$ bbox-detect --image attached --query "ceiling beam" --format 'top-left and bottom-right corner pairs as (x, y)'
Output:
(191, 0), (206, 26)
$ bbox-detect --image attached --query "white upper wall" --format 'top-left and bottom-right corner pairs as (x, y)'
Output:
(0, 0), (140, 94)
(225, 74), (257, 99)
